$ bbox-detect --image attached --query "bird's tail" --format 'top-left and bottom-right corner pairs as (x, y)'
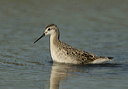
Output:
(91, 56), (114, 64)
(107, 57), (114, 60)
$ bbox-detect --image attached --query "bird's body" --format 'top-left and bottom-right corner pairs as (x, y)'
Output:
(34, 24), (113, 64)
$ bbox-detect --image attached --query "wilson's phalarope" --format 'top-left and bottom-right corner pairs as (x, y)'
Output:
(34, 24), (114, 64)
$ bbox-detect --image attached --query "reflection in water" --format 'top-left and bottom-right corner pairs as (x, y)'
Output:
(49, 63), (122, 89)
(49, 63), (80, 89)
(50, 63), (70, 89)
(49, 63), (91, 89)
(0, 0), (128, 88)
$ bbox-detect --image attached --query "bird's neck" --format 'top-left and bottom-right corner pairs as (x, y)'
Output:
(50, 31), (60, 46)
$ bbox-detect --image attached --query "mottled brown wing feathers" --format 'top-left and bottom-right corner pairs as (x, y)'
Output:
(59, 42), (99, 64)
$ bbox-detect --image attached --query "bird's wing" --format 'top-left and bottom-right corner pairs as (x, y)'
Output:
(60, 42), (100, 64)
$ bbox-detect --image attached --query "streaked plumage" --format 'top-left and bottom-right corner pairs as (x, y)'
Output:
(34, 24), (114, 64)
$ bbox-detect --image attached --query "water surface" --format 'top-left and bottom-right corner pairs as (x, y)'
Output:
(0, 0), (128, 89)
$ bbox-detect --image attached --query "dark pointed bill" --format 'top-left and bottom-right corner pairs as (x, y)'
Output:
(34, 33), (45, 43)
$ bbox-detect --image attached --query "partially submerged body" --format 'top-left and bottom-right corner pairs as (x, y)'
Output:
(34, 24), (114, 64)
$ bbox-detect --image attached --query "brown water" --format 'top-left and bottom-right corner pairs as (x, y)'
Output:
(0, 0), (128, 89)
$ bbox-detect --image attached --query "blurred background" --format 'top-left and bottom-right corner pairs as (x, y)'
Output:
(0, 0), (128, 89)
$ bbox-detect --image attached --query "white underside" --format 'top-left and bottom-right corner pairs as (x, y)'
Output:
(91, 58), (112, 64)
(51, 45), (112, 64)
(50, 33), (113, 64)
(51, 50), (78, 64)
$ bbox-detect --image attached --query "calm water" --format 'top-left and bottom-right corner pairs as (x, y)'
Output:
(0, 0), (128, 89)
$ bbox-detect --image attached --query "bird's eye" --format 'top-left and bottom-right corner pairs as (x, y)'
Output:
(48, 28), (50, 31)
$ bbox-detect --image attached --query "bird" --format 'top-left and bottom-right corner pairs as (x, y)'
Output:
(34, 24), (114, 64)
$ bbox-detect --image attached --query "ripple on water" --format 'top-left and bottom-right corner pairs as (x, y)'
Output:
(0, 0), (128, 89)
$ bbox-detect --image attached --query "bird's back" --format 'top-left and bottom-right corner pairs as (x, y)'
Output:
(56, 41), (103, 64)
